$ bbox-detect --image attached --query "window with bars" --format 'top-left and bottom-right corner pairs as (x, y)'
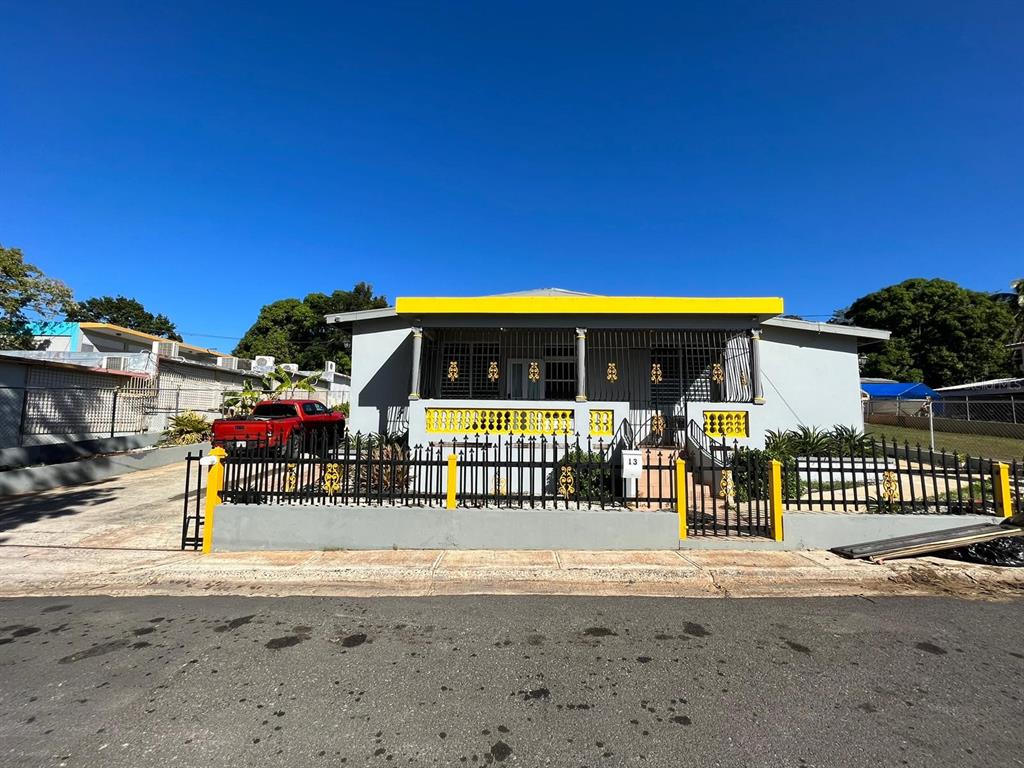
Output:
(439, 342), (500, 399)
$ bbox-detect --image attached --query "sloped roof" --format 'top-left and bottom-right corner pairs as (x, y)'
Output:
(488, 287), (598, 297)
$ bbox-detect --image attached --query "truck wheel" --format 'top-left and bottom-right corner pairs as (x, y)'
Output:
(284, 432), (303, 458)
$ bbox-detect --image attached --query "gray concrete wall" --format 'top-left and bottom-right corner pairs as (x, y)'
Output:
(212, 504), (679, 551)
(756, 326), (864, 441)
(779, 512), (998, 550)
(0, 433), (162, 471)
(0, 441), (209, 496)
(349, 317), (413, 435)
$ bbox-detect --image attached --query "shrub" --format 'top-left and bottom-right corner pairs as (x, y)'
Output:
(551, 448), (613, 503)
(162, 411), (212, 445)
(348, 432), (410, 495)
(730, 448), (802, 502)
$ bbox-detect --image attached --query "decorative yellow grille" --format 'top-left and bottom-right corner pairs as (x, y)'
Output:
(589, 409), (614, 437)
(703, 410), (749, 438)
(425, 408), (574, 435)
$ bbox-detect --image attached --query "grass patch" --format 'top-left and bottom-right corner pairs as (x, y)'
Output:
(865, 424), (1024, 463)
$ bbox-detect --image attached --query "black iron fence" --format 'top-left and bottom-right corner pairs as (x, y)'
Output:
(181, 449), (206, 550)
(214, 429), (681, 511)
(189, 428), (1019, 549)
(777, 438), (1014, 515)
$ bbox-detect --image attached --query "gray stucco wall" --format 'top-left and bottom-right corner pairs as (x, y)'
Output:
(781, 512), (999, 550)
(754, 325), (865, 442)
(212, 504), (680, 551)
(349, 317), (413, 435)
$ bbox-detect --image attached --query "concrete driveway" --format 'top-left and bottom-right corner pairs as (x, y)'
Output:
(0, 462), (186, 551)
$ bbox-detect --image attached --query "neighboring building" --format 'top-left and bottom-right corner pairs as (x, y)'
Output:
(2, 323), (352, 446)
(28, 321), (222, 364)
(934, 378), (1024, 400)
(326, 289), (889, 448)
(0, 352), (152, 448)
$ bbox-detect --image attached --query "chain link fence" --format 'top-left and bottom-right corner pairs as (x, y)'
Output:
(864, 396), (1024, 461)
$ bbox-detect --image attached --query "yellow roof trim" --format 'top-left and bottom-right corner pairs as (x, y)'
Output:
(395, 296), (784, 316)
(78, 322), (221, 355)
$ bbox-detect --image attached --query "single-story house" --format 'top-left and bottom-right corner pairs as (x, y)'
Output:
(326, 289), (889, 448)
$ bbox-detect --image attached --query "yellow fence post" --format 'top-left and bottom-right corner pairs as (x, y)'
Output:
(201, 446), (227, 554)
(769, 458), (784, 542)
(446, 452), (458, 510)
(676, 458), (687, 541)
(994, 462), (1012, 518)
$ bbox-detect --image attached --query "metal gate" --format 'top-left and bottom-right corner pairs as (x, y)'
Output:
(684, 427), (771, 538)
(180, 450), (206, 550)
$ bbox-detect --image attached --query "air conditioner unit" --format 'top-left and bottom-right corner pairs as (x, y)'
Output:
(216, 356), (239, 370)
(253, 355), (275, 371)
(280, 363), (299, 374)
(156, 341), (180, 358)
(103, 356), (127, 371)
(323, 360), (336, 377)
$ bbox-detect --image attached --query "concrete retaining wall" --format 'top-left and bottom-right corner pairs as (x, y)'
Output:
(780, 512), (998, 550)
(212, 504), (680, 551)
(0, 442), (209, 496)
(0, 434), (162, 471)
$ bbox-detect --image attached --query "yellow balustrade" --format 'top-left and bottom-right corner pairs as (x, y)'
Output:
(703, 410), (749, 438)
(425, 408), (574, 436)
(588, 409), (614, 437)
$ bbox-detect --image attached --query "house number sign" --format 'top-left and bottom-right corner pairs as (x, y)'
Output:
(621, 450), (642, 480)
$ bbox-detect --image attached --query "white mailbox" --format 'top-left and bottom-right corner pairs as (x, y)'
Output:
(621, 450), (643, 480)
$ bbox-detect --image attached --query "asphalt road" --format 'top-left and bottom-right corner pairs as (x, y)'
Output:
(1, 596), (1021, 767)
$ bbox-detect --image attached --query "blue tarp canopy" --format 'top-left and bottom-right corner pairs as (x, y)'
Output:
(861, 382), (940, 399)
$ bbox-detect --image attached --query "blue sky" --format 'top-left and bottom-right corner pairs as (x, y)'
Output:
(2, 2), (1022, 351)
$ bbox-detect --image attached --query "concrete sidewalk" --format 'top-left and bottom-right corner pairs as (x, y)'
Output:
(1, 544), (1022, 600)
(1, 463), (1021, 600)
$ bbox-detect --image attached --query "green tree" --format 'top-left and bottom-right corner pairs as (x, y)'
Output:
(234, 282), (388, 372)
(0, 245), (75, 350)
(841, 278), (1015, 387)
(1012, 278), (1024, 342)
(67, 295), (182, 341)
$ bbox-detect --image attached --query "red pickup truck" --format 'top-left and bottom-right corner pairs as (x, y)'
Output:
(211, 400), (345, 454)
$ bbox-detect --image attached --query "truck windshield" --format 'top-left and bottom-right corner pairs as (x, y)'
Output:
(251, 403), (298, 418)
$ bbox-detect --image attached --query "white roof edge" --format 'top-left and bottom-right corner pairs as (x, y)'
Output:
(762, 317), (890, 341)
(325, 307), (398, 324)
(935, 377), (1024, 392)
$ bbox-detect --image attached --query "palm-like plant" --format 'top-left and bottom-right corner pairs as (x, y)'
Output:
(162, 410), (212, 445)
(223, 366), (323, 415)
(792, 425), (832, 456)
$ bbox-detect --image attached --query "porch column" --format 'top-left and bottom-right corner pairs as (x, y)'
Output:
(750, 329), (765, 405)
(575, 327), (587, 402)
(409, 326), (423, 400)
